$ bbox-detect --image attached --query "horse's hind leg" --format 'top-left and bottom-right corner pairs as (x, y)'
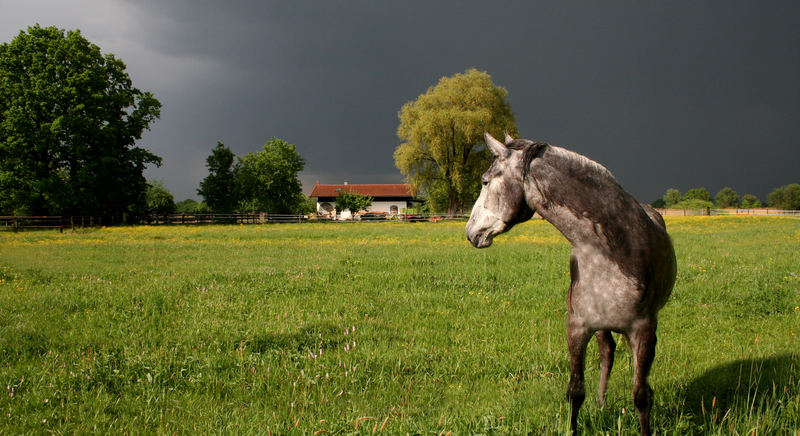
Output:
(595, 330), (616, 407)
(630, 320), (657, 436)
(566, 320), (592, 434)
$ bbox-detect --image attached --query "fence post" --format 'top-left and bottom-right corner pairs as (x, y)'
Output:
(13, 217), (18, 233)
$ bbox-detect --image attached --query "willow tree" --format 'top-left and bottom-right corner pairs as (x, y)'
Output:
(394, 69), (517, 216)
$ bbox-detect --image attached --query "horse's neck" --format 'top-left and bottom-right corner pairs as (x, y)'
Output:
(527, 147), (645, 252)
(536, 205), (607, 250)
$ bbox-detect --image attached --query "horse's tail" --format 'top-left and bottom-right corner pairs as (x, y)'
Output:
(640, 203), (667, 231)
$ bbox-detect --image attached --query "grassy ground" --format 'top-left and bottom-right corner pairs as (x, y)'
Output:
(0, 216), (798, 434)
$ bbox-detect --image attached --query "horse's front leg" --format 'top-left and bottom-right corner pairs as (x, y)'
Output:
(566, 318), (592, 434)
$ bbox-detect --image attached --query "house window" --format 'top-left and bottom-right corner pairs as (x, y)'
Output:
(390, 205), (399, 215)
(320, 202), (333, 213)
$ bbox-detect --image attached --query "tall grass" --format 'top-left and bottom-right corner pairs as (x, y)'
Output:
(1, 216), (798, 434)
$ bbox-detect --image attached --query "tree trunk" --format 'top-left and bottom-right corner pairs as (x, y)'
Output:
(447, 191), (459, 217)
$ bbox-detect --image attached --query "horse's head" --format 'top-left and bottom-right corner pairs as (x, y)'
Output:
(466, 132), (535, 248)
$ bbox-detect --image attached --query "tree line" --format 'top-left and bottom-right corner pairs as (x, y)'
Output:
(654, 184), (800, 210)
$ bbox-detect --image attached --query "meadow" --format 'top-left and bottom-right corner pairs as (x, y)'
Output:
(0, 216), (798, 435)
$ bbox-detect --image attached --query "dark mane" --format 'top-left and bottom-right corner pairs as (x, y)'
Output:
(506, 139), (548, 177)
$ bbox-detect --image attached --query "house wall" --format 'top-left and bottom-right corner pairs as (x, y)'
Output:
(315, 199), (410, 217)
(370, 200), (408, 214)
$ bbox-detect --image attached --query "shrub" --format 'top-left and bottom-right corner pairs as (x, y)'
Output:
(740, 194), (762, 209)
(767, 184), (800, 210)
(714, 187), (740, 208)
(670, 199), (714, 210)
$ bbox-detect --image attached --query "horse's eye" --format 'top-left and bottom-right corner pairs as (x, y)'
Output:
(481, 178), (489, 186)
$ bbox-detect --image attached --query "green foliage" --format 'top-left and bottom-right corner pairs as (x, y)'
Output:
(197, 142), (237, 213)
(234, 138), (306, 214)
(671, 198), (714, 209)
(663, 189), (681, 207)
(682, 187), (712, 203)
(1, 217), (798, 434)
(145, 180), (175, 215)
(175, 199), (209, 214)
(175, 199), (198, 213)
(334, 190), (372, 216)
(395, 68), (517, 215)
(296, 195), (317, 215)
(235, 198), (258, 214)
(740, 194), (762, 209)
(767, 183), (800, 210)
(0, 25), (161, 217)
(714, 187), (739, 208)
(194, 201), (211, 213)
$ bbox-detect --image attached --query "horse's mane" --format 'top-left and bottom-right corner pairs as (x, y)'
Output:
(507, 139), (617, 184)
(547, 145), (617, 183)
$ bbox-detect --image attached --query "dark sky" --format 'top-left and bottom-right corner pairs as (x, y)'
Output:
(2, 1), (798, 203)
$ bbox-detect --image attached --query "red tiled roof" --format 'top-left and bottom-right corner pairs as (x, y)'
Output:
(310, 183), (414, 198)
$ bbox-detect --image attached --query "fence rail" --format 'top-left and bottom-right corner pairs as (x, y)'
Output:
(655, 208), (800, 217)
(145, 212), (473, 224)
(0, 216), (64, 232)
(710, 208), (800, 216)
(2, 209), (797, 232)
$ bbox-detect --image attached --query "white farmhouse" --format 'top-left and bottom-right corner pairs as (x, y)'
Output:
(309, 181), (417, 219)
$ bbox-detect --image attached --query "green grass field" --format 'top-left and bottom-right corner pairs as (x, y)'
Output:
(1, 216), (798, 434)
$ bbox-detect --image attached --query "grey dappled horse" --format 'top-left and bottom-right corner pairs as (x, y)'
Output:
(466, 133), (676, 435)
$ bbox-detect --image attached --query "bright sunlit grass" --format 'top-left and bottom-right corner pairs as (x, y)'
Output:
(1, 216), (798, 434)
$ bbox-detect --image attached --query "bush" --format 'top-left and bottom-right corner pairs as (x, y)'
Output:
(663, 189), (681, 207)
(682, 188), (712, 202)
(670, 199), (714, 210)
(714, 187), (740, 208)
(146, 181), (176, 215)
(176, 199), (199, 213)
(740, 194), (762, 209)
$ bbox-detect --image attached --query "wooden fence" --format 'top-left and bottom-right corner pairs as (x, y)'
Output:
(2, 209), (797, 232)
(0, 216), (64, 232)
(144, 213), (472, 224)
(655, 208), (800, 217)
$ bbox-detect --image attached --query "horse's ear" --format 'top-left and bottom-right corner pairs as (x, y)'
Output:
(485, 132), (509, 158)
(504, 132), (514, 144)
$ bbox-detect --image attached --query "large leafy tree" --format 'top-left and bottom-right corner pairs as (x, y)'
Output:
(197, 142), (237, 213)
(395, 68), (517, 216)
(0, 25), (161, 217)
(235, 138), (306, 214)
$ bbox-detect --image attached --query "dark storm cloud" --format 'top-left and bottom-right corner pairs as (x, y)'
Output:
(3, 1), (799, 202)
